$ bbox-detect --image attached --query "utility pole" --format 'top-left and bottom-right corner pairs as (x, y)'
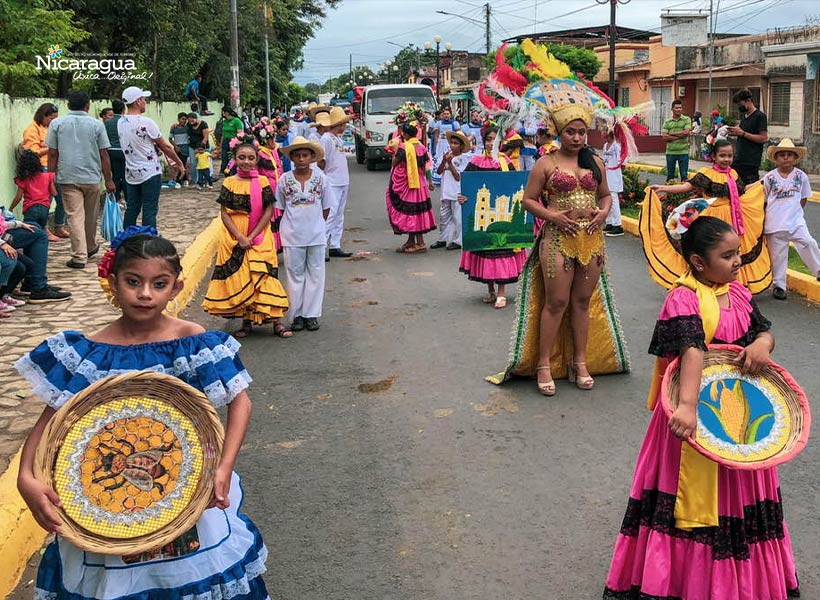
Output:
(707, 0), (720, 107)
(349, 53), (353, 90)
(597, 0), (630, 103)
(229, 0), (240, 111)
(263, 0), (271, 117)
(484, 3), (491, 54)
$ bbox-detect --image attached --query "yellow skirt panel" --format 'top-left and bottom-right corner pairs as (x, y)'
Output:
(202, 211), (289, 324)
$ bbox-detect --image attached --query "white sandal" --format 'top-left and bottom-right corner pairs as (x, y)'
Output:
(535, 365), (556, 396)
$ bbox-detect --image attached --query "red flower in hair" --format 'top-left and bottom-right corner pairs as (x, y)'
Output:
(97, 249), (116, 279)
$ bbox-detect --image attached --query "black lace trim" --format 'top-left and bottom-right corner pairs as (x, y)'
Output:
(619, 489), (786, 561)
(459, 267), (521, 285)
(216, 185), (275, 211)
(689, 172), (747, 197)
(388, 186), (434, 216)
(740, 230), (765, 266)
(603, 588), (682, 600)
(472, 248), (516, 259)
(271, 213), (282, 233)
(212, 245), (245, 280)
(648, 315), (707, 357)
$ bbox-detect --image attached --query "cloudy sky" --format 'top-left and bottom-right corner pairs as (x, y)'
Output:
(294, 0), (819, 84)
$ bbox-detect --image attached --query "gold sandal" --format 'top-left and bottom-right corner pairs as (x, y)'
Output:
(535, 365), (556, 397)
(568, 361), (594, 390)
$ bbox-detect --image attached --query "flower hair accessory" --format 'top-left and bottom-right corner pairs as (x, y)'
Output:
(98, 226), (158, 280)
(665, 197), (718, 240)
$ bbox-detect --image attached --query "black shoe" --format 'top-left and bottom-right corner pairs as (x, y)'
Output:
(305, 317), (320, 331)
(603, 224), (613, 233)
(329, 248), (352, 258)
(605, 225), (624, 237)
(28, 287), (72, 303)
(291, 316), (306, 331)
(446, 242), (462, 250)
(87, 244), (100, 258)
(325, 256), (330, 262)
(773, 287), (787, 300)
(65, 260), (86, 269)
(430, 241), (447, 249)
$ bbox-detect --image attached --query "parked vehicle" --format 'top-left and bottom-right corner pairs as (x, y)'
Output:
(352, 84), (437, 170)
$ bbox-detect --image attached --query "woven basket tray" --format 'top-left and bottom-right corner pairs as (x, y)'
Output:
(35, 371), (224, 555)
(661, 344), (810, 470)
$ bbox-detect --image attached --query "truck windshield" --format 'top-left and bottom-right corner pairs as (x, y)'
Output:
(366, 89), (436, 115)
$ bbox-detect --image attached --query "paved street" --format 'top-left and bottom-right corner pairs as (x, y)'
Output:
(10, 160), (820, 599)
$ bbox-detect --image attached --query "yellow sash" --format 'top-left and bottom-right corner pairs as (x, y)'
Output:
(404, 137), (421, 189)
(647, 270), (728, 530)
(486, 150), (510, 172)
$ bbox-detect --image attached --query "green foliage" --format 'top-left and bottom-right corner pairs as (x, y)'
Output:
(545, 44), (602, 80)
(621, 166), (650, 210)
(0, 0), (340, 106)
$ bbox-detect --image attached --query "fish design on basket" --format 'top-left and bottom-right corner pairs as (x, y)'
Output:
(699, 380), (774, 445)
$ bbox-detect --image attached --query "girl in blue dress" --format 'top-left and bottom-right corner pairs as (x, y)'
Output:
(15, 229), (271, 600)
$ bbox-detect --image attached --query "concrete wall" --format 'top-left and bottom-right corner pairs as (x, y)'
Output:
(1, 94), (191, 214)
(802, 56), (820, 173)
(648, 37), (677, 80)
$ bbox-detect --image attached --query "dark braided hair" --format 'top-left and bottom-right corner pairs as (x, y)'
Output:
(680, 216), (734, 267)
(111, 234), (182, 277)
(401, 122), (418, 138)
(578, 146), (602, 184)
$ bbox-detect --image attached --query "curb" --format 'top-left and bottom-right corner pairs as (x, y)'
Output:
(621, 215), (820, 302)
(0, 217), (221, 597)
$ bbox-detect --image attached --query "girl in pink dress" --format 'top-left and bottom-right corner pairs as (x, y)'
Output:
(604, 216), (799, 599)
(386, 122), (437, 253)
(458, 126), (527, 309)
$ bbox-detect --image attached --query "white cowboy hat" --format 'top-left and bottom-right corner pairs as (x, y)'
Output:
(444, 129), (471, 148)
(307, 104), (331, 120)
(326, 106), (350, 127)
(281, 136), (324, 162)
(766, 138), (806, 163)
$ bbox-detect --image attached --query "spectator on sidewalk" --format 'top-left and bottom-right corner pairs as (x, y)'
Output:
(10, 150), (57, 230)
(99, 107), (114, 121)
(46, 89), (115, 269)
(21, 102), (68, 240)
(168, 112), (190, 188)
(728, 89), (768, 185)
(661, 99), (692, 181)
(184, 74), (213, 115)
(118, 86), (182, 228)
(217, 106), (246, 175)
(104, 99), (126, 202)
(0, 210), (71, 303)
(186, 112), (210, 186)
(194, 147), (214, 190)
(602, 129), (624, 237)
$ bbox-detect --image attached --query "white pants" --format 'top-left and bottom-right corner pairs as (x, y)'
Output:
(606, 192), (622, 227)
(438, 198), (462, 244)
(283, 245), (326, 320)
(327, 184), (349, 249)
(766, 223), (820, 289)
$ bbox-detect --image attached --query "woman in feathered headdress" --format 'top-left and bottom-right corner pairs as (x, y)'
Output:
(485, 41), (635, 394)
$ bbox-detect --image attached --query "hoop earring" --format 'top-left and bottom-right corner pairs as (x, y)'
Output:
(168, 297), (180, 314)
(108, 295), (121, 310)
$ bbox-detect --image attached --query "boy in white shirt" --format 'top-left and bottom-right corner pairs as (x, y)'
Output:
(275, 137), (332, 331)
(318, 107), (352, 258)
(602, 129), (624, 237)
(431, 130), (471, 250)
(762, 139), (820, 300)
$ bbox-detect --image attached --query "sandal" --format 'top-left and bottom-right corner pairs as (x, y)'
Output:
(482, 294), (497, 304)
(396, 243), (413, 253)
(568, 361), (594, 390)
(273, 322), (293, 338)
(494, 296), (507, 309)
(235, 321), (253, 338)
(535, 365), (556, 397)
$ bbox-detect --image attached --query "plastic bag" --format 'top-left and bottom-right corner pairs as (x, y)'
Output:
(100, 193), (123, 242)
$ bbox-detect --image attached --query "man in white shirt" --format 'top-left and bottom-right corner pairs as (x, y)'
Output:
(118, 86), (182, 227)
(318, 107), (352, 258)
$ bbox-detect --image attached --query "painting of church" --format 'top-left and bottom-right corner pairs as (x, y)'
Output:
(474, 184), (526, 231)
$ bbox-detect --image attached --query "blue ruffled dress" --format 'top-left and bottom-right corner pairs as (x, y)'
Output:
(15, 330), (270, 600)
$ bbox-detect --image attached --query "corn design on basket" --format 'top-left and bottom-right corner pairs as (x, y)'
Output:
(35, 371), (224, 554)
(662, 344), (810, 470)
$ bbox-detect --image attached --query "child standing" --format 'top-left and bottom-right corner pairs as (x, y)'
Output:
(15, 231), (272, 600)
(318, 107), (352, 258)
(431, 130), (470, 250)
(10, 149), (57, 230)
(762, 138), (820, 299)
(604, 215), (798, 599)
(275, 137), (332, 332)
(601, 130), (624, 237)
(202, 143), (290, 338)
(195, 146), (214, 189)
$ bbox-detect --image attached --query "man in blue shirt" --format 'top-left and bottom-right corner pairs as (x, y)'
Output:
(185, 75), (213, 115)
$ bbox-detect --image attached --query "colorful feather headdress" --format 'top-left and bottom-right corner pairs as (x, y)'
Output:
(474, 39), (654, 167)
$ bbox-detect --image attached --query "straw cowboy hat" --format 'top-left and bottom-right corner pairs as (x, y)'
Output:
(281, 136), (324, 162)
(444, 129), (471, 148)
(326, 106), (350, 126)
(307, 103), (331, 120)
(312, 110), (332, 128)
(766, 138), (806, 163)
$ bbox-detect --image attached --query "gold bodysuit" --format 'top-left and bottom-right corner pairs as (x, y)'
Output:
(540, 167), (604, 278)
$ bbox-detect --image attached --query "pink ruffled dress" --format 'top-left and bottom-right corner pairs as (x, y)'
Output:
(458, 155), (528, 284)
(604, 281), (799, 600)
(385, 142), (437, 235)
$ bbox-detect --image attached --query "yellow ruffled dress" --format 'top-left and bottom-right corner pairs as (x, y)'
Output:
(640, 166), (771, 294)
(202, 176), (289, 324)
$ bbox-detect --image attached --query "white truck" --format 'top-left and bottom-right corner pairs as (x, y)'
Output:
(352, 84), (437, 170)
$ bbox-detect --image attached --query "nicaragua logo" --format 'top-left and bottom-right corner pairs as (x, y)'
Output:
(35, 45), (151, 81)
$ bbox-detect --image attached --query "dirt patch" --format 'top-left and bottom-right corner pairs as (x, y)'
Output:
(351, 300), (379, 308)
(351, 277), (367, 283)
(473, 389), (520, 417)
(357, 375), (398, 394)
(352, 239), (368, 243)
(345, 226), (366, 232)
(346, 256), (370, 262)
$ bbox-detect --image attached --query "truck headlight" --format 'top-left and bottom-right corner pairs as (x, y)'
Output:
(367, 130), (384, 142)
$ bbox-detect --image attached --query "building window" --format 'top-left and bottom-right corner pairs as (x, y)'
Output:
(814, 78), (820, 133)
(467, 67), (481, 82)
(769, 82), (791, 126)
(619, 87), (630, 107)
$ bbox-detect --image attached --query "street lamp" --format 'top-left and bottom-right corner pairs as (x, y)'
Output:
(392, 64), (399, 84)
(426, 34), (447, 102)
